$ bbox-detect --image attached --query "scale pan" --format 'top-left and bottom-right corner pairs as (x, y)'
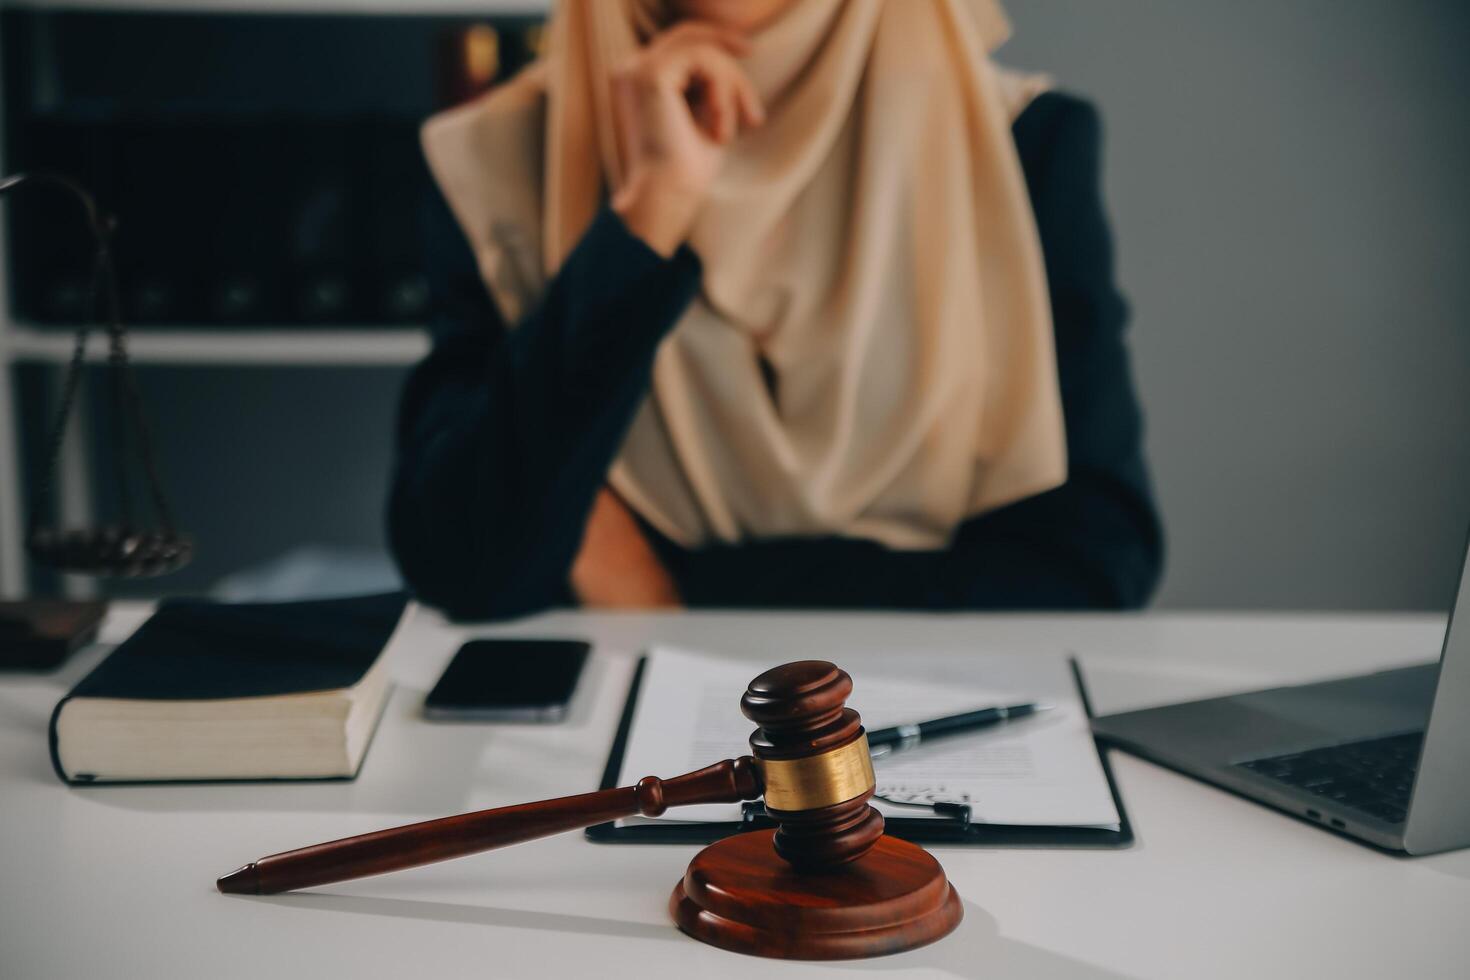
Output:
(28, 526), (193, 578)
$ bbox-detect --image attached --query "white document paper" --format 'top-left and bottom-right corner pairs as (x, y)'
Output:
(615, 646), (1119, 829)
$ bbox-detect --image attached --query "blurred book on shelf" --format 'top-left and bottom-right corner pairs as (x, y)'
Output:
(1, 8), (544, 330)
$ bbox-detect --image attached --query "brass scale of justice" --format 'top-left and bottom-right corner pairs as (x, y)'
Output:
(218, 661), (964, 960)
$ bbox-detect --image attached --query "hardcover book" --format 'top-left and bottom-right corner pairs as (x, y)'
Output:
(48, 592), (410, 784)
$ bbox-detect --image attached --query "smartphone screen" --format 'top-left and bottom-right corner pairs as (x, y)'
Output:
(424, 638), (590, 721)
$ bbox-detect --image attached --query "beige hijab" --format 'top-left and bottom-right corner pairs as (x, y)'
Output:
(422, 0), (1066, 550)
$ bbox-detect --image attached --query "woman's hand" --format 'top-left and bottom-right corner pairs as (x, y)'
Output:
(611, 22), (765, 256)
(570, 487), (682, 608)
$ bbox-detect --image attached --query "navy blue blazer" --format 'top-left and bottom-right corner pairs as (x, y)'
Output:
(389, 92), (1163, 619)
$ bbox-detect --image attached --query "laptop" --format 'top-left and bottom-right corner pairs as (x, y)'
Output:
(1091, 530), (1470, 854)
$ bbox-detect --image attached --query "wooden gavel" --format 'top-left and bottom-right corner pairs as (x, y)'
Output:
(218, 660), (880, 894)
(217, 661), (960, 960)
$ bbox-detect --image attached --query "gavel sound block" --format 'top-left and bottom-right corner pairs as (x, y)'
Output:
(217, 661), (960, 960)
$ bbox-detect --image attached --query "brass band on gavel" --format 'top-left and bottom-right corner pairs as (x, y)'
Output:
(758, 734), (876, 812)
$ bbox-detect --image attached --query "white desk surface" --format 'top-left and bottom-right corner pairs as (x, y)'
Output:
(3, 606), (1467, 979)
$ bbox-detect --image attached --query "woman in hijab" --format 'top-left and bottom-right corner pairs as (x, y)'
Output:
(390, 0), (1162, 618)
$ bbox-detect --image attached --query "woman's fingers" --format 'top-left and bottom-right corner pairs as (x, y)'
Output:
(730, 62), (765, 129)
(632, 20), (763, 142)
(693, 64), (739, 143)
(689, 43), (765, 133)
(650, 20), (751, 60)
(608, 18), (764, 254)
(666, 44), (763, 143)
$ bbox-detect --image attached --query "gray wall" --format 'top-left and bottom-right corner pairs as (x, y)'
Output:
(39, 0), (1470, 609)
(20, 364), (407, 599)
(1003, 0), (1470, 610)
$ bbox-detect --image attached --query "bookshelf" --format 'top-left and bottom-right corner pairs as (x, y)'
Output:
(0, 0), (548, 597)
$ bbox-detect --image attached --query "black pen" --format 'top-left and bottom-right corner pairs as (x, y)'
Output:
(866, 702), (1051, 759)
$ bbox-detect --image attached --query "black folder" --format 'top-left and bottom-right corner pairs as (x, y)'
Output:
(586, 656), (1133, 849)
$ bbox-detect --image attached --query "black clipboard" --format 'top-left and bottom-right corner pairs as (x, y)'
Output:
(586, 655), (1133, 848)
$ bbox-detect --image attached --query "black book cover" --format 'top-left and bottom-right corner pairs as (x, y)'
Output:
(49, 592), (409, 783)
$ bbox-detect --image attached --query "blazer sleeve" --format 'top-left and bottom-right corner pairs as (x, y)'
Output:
(387, 188), (702, 620)
(669, 94), (1164, 610)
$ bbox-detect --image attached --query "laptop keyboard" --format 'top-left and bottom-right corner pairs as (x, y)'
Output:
(1237, 731), (1423, 825)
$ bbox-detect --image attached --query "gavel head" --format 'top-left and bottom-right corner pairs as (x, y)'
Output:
(741, 661), (884, 870)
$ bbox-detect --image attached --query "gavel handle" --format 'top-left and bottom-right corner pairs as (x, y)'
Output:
(216, 756), (762, 895)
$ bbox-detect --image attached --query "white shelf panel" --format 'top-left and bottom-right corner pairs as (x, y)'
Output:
(5, 0), (548, 14)
(4, 324), (429, 366)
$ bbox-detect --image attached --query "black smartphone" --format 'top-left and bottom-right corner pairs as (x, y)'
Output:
(424, 638), (590, 721)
